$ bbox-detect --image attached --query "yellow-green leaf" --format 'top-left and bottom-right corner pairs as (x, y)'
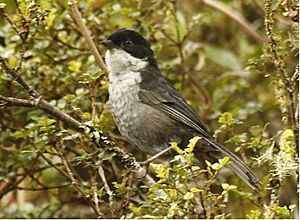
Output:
(68, 60), (82, 72)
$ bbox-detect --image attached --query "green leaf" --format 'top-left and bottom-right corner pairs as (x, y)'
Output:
(205, 160), (212, 167)
(68, 60), (82, 72)
(219, 157), (230, 166)
(211, 162), (222, 171)
(185, 136), (201, 153)
(98, 151), (116, 161)
(204, 44), (242, 70)
(218, 112), (234, 125)
(112, 177), (128, 195)
(190, 187), (203, 193)
(183, 191), (194, 200)
(272, 205), (290, 218)
(246, 209), (262, 219)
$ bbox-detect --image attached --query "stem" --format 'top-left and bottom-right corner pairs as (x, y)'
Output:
(68, 0), (107, 72)
(264, 0), (298, 148)
(202, 0), (266, 44)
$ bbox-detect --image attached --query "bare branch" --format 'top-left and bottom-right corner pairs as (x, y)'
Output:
(0, 58), (40, 98)
(91, 174), (102, 218)
(0, 95), (35, 108)
(68, 0), (107, 72)
(201, 0), (266, 44)
(98, 166), (113, 200)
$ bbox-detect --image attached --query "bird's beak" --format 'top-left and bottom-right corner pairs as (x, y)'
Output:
(101, 39), (115, 49)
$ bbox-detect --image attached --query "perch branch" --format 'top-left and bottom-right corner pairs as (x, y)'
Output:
(0, 58), (82, 130)
(0, 57), (141, 173)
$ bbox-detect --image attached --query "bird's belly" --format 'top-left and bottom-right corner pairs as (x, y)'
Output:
(109, 82), (140, 138)
(109, 80), (181, 155)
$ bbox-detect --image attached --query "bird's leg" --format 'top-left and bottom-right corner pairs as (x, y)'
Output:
(140, 146), (173, 166)
(132, 146), (173, 179)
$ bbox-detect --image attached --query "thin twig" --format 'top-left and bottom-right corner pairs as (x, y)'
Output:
(98, 166), (113, 199)
(91, 174), (102, 218)
(0, 58), (40, 98)
(15, 184), (71, 191)
(68, 0), (107, 72)
(55, 147), (103, 217)
(201, 0), (266, 44)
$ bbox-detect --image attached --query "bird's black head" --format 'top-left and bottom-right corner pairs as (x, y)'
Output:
(102, 29), (156, 63)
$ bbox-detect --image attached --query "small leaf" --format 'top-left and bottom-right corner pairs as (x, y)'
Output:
(246, 209), (262, 219)
(219, 157), (230, 166)
(190, 187), (203, 193)
(98, 151), (116, 161)
(218, 112), (234, 125)
(0, 3), (6, 9)
(68, 60), (81, 72)
(185, 136), (201, 153)
(221, 183), (229, 190)
(272, 205), (290, 218)
(211, 162), (222, 171)
(289, 204), (296, 210)
(204, 44), (241, 70)
(205, 160), (212, 167)
(183, 191), (194, 200)
(170, 142), (184, 155)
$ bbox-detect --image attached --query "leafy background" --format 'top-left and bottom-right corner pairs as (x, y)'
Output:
(0, 0), (298, 218)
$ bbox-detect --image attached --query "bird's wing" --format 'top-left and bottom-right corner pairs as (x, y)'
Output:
(137, 71), (210, 137)
(138, 72), (260, 191)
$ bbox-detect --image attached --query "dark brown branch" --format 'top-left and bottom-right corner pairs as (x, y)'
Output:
(0, 94), (81, 131)
(0, 95), (35, 108)
(15, 184), (71, 191)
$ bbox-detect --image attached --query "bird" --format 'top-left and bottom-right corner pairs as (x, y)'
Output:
(101, 29), (259, 191)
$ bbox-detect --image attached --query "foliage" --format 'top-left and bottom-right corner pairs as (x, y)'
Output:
(0, 0), (298, 218)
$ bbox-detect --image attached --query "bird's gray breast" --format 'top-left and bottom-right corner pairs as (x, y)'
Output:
(109, 72), (142, 139)
(109, 71), (180, 155)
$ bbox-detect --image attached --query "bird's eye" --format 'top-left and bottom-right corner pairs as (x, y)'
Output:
(125, 40), (133, 45)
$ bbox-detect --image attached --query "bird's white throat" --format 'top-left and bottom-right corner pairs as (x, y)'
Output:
(105, 48), (148, 79)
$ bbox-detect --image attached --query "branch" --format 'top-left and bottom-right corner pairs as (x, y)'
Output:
(264, 0), (298, 148)
(201, 0), (266, 44)
(0, 58), (81, 130)
(0, 58), (140, 173)
(68, 0), (107, 72)
(0, 58), (40, 98)
(98, 166), (113, 200)
(0, 95), (36, 108)
(0, 3), (152, 196)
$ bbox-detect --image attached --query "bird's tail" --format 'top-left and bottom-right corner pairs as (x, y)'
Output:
(199, 137), (260, 191)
